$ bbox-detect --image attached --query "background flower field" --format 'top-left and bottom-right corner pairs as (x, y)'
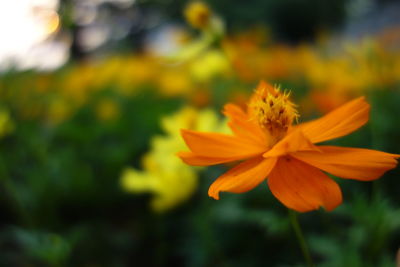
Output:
(0, 0), (400, 266)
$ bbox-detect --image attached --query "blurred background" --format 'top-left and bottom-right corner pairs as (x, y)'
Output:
(0, 0), (400, 266)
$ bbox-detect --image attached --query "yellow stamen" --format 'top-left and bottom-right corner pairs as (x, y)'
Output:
(249, 81), (299, 146)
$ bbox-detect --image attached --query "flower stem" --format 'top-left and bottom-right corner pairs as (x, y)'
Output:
(288, 209), (314, 267)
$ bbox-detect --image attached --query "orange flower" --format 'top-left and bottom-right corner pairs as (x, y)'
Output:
(178, 81), (399, 212)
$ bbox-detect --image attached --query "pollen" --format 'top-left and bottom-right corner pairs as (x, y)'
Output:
(249, 81), (299, 145)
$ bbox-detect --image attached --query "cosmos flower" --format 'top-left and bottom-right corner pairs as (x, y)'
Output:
(178, 81), (399, 212)
(121, 106), (228, 212)
(184, 1), (212, 30)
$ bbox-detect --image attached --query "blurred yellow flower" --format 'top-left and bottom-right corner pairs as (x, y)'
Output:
(0, 109), (14, 137)
(121, 106), (228, 212)
(46, 97), (72, 125)
(166, 1), (224, 64)
(184, 2), (211, 30)
(60, 63), (95, 105)
(189, 49), (231, 82)
(115, 56), (157, 94)
(157, 69), (192, 96)
(96, 98), (120, 121)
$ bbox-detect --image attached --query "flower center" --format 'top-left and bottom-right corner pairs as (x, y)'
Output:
(249, 81), (298, 146)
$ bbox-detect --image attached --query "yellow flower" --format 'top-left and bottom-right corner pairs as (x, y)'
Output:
(184, 2), (211, 30)
(166, 2), (224, 64)
(121, 152), (197, 212)
(189, 49), (231, 82)
(0, 109), (14, 137)
(46, 97), (72, 125)
(157, 68), (192, 96)
(121, 106), (228, 212)
(95, 98), (120, 121)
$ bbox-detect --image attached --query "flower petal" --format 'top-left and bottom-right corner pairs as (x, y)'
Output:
(209, 157), (277, 200)
(291, 146), (399, 181)
(263, 129), (320, 158)
(177, 151), (239, 166)
(300, 97), (370, 143)
(181, 129), (267, 160)
(268, 157), (342, 212)
(223, 104), (266, 145)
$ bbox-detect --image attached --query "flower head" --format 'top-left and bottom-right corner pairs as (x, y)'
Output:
(248, 81), (298, 146)
(178, 81), (399, 212)
(184, 2), (211, 30)
(121, 106), (228, 212)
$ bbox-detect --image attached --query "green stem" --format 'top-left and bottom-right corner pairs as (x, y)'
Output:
(288, 209), (314, 267)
